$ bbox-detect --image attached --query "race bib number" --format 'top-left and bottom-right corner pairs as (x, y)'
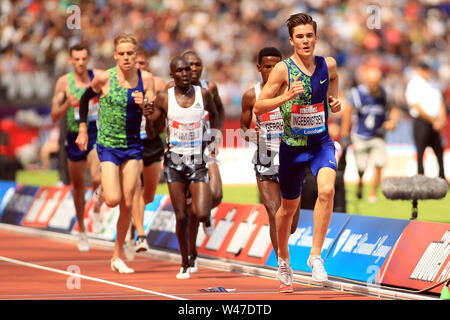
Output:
(169, 119), (203, 155)
(291, 102), (325, 135)
(140, 116), (147, 139)
(260, 110), (283, 134)
(259, 109), (283, 147)
(74, 96), (99, 122)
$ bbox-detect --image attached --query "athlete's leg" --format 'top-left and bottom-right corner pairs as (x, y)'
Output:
(100, 162), (122, 208)
(142, 162), (161, 204)
(168, 181), (189, 268)
(112, 159), (141, 261)
(276, 196), (301, 261)
(208, 162), (222, 208)
(87, 148), (102, 211)
(257, 179), (281, 254)
(187, 181), (212, 263)
(189, 181), (212, 224)
(187, 205), (199, 261)
(310, 167), (336, 257)
(291, 201), (301, 234)
(68, 159), (87, 232)
(131, 178), (143, 237)
(131, 160), (146, 238)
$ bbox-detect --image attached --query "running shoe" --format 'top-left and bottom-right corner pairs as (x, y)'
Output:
(189, 255), (198, 273)
(124, 239), (135, 261)
(203, 216), (214, 237)
(92, 212), (102, 234)
(135, 236), (149, 253)
(307, 256), (328, 282)
(277, 258), (293, 293)
(176, 266), (190, 279)
(77, 231), (90, 252)
(111, 258), (134, 274)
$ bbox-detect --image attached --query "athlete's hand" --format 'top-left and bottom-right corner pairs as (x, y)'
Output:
(143, 100), (155, 117)
(133, 91), (145, 108)
(286, 74), (304, 100)
(328, 96), (341, 113)
(75, 124), (88, 151)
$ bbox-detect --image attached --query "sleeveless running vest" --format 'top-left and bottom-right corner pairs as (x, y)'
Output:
(254, 83), (283, 152)
(166, 86), (206, 156)
(97, 67), (144, 149)
(281, 56), (330, 147)
(67, 70), (99, 133)
(199, 80), (211, 129)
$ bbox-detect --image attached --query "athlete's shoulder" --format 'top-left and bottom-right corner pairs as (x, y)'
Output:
(243, 85), (257, 99)
(92, 68), (104, 76)
(56, 73), (69, 86)
(95, 69), (111, 82)
(166, 80), (175, 89)
(241, 85), (256, 109)
(324, 56), (337, 69)
(53, 74), (69, 95)
(199, 85), (213, 100)
(140, 69), (154, 80)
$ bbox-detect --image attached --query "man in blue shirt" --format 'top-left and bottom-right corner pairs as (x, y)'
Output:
(341, 65), (398, 203)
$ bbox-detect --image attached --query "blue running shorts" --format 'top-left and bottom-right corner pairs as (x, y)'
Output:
(96, 143), (143, 166)
(278, 138), (337, 200)
(65, 128), (98, 162)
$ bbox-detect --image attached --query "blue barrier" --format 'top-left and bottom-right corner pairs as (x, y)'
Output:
(1, 185), (39, 225)
(0, 181), (16, 220)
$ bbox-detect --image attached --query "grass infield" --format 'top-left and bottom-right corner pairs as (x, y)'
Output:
(15, 170), (450, 224)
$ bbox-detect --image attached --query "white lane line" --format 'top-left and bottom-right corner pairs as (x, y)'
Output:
(0, 255), (187, 300)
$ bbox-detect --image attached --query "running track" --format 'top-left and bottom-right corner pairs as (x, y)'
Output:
(0, 225), (382, 301)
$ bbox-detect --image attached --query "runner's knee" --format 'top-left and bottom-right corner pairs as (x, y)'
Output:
(317, 184), (335, 201)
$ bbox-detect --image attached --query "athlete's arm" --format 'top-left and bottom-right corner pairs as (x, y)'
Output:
(203, 88), (219, 156)
(254, 62), (303, 115)
(326, 57), (341, 113)
(240, 88), (257, 143)
(50, 75), (76, 122)
(208, 82), (225, 132)
(75, 71), (107, 151)
(203, 88), (218, 130)
(133, 71), (156, 109)
(154, 77), (167, 95)
(145, 90), (167, 125)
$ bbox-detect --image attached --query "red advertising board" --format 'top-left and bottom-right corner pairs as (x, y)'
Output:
(376, 220), (450, 294)
(196, 203), (273, 265)
(22, 186), (72, 228)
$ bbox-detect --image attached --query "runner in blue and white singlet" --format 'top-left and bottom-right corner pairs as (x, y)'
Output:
(254, 13), (342, 291)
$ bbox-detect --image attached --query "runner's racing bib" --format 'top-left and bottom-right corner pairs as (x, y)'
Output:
(73, 96), (100, 123)
(258, 109), (283, 151)
(290, 101), (325, 135)
(169, 119), (203, 155)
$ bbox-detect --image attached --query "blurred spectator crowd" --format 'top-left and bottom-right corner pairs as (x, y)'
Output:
(1, 0), (449, 118)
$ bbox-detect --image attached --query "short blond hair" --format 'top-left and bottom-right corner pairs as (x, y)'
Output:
(113, 34), (137, 49)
